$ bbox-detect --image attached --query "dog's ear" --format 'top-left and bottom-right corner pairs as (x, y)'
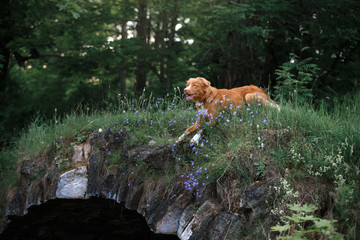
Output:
(199, 77), (211, 88)
(198, 77), (213, 97)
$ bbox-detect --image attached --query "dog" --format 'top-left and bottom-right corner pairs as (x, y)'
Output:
(176, 77), (280, 145)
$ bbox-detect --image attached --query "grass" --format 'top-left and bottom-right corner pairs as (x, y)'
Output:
(1, 89), (359, 238)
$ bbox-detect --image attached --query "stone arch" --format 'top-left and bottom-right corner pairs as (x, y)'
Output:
(1, 134), (278, 239)
(2, 197), (178, 240)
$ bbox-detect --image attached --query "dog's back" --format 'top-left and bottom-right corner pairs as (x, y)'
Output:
(210, 85), (269, 107)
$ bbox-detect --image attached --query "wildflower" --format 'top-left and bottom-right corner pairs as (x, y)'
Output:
(99, 128), (103, 133)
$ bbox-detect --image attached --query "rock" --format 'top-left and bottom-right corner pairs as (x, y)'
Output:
(72, 144), (83, 164)
(177, 205), (196, 237)
(83, 140), (92, 161)
(208, 211), (245, 240)
(56, 166), (88, 199)
(142, 144), (175, 170)
(155, 207), (182, 234)
(240, 179), (279, 220)
(20, 158), (45, 177)
(188, 216), (213, 240)
(125, 176), (144, 210)
(179, 200), (219, 240)
(86, 152), (104, 196)
(1, 131), (282, 240)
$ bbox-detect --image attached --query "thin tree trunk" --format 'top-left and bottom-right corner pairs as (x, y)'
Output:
(120, 21), (127, 96)
(165, 0), (178, 90)
(0, 0), (11, 92)
(0, 46), (10, 92)
(135, 0), (147, 93)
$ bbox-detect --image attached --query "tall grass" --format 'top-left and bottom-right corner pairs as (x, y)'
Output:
(0, 89), (359, 238)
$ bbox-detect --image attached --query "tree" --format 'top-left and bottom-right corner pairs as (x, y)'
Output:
(181, 0), (360, 98)
(134, 0), (148, 93)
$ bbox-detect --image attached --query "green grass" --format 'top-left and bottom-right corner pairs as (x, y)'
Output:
(1, 90), (359, 238)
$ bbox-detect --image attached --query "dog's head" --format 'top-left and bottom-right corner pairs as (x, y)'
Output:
(184, 77), (211, 102)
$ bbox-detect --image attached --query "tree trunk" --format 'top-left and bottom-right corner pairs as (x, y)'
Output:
(120, 21), (127, 96)
(224, 31), (254, 88)
(135, 0), (148, 93)
(0, 0), (11, 92)
(165, 0), (178, 91)
(0, 44), (10, 92)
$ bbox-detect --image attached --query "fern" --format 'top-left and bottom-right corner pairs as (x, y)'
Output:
(271, 203), (344, 240)
(275, 27), (320, 102)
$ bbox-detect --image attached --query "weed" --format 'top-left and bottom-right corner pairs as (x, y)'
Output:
(271, 203), (344, 240)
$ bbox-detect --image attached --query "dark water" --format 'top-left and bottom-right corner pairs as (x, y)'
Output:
(1, 198), (179, 240)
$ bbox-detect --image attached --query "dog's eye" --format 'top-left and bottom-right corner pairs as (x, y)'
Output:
(193, 84), (197, 87)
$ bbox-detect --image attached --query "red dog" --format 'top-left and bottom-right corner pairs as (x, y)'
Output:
(176, 77), (280, 145)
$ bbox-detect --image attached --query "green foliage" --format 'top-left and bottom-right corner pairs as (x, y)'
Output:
(274, 27), (320, 102)
(1, 0), (360, 235)
(1, 0), (360, 147)
(55, 0), (88, 19)
(1, 90), (360, 238)
(271, 203), (344, 240)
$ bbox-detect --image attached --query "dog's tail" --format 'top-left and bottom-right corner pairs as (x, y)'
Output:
(267, 100), (281, 112)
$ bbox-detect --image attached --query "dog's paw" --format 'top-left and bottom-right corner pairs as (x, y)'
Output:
(190, 132), (201, 145)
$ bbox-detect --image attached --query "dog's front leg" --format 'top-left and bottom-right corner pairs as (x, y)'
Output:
(190, 129), (202, 145)
(176, 122), (200, 144)
(189, 111), (216, 145)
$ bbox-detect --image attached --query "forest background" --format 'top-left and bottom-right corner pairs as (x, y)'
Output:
(1, 0), (359, 147)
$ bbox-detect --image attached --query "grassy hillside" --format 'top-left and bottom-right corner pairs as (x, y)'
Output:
(1, 90), (359, 239)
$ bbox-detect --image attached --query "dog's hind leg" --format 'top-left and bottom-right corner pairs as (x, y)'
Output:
(245, 92), (280, 112)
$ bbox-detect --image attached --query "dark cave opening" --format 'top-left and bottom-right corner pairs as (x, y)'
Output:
(1, 197), (179, 240)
